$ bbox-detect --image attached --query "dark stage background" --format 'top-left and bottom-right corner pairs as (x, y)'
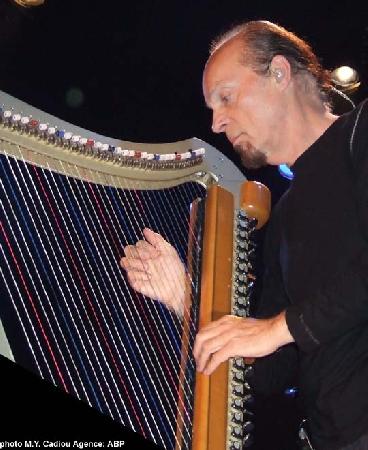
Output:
(0, 1), (367, 448)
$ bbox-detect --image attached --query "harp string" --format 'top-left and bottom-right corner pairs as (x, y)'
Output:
(0, 147), (207, 450)
(145, 184), (203, 400)
(114, 175), (201, 446)
(43, 159), (179, 444)
(111, 185), (194, 396)
(131, 183), (204, 387)
(41, 162), (166, 440)
(134, 186), (196, 355)
(0, 160), (87, 397)
(115, 178), (203, 450)
(1, 154), (155, 440)
(1, 153), (135, 429)
(14, 153), (130, 421)
(117, 173), (203, 381)
(75, 170), (189, 445)
(0, 156), (114, 416)
(128, 186), (197, 441)
(0, 159), (71, 389)
(142, 184), (201, 344)
(34, 163), (146, 429)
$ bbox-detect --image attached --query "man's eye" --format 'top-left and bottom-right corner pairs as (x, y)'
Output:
(221, 95), (230, 104)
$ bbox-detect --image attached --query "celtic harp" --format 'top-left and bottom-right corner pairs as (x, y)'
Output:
(0, 91), (270, 450)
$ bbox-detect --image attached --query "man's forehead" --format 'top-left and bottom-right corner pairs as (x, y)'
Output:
(207, 36), (244, 68)
(203, 37), (245, 100)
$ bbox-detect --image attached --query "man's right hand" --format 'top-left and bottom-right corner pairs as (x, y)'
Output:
(120, 228), (187, 317)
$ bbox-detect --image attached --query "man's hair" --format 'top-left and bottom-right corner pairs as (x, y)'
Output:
(210, 20), (332, 104)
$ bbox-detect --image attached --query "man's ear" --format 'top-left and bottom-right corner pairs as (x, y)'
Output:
(269, 55), (291, 88)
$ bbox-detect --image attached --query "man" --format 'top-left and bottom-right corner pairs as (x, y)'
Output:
(121, 21), (368, 450)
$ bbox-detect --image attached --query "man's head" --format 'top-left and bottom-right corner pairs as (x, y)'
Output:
(203, 21), (332, 168)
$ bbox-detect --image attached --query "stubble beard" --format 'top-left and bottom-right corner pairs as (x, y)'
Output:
(234, 143), (267, 170)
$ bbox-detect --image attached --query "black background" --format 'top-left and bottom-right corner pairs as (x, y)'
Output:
(0, 0), (367, 448)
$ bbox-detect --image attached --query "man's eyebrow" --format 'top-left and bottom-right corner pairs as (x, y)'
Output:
(205, 86), (219, 108)
(205, 82), (234, 108)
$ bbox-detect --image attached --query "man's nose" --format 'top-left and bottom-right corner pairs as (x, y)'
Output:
(211, 110), (228, 133)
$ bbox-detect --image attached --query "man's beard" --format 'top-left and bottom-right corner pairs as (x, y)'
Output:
(234, 143), (267, 170)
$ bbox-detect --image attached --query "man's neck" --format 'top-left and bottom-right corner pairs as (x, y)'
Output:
(283, 105), (339, 166)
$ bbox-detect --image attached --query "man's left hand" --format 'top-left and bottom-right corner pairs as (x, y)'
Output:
(193, 312), (294, 375)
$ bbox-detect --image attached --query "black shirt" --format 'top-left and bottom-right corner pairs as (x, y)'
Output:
(257, 99), (368, 450)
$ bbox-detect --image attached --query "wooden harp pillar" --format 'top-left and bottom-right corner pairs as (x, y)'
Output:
(192, 182), (270, 450)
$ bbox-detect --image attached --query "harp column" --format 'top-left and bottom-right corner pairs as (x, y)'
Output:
(192, 180), (271, 450)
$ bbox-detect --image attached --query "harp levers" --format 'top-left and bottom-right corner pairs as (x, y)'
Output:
(0, 92), (268, 450)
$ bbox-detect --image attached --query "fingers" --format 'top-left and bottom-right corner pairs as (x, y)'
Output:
(194, 324), (237, 372)
(123, 242), (158, 259)
(136, 240), (161, 257)
(127, 271), (151, 283)
(120, 256), (147, 272)
(202, 342), (235, 375)
(143, 228), (171, 251)
(193, 316), (280, 376)
(193, 316), (249, 374)
(121, 239), (160, 272)
(127, 278), (156, 299)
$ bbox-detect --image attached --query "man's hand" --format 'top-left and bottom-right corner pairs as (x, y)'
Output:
(193, 312), (294, 375)
(120, 228), (187, 316)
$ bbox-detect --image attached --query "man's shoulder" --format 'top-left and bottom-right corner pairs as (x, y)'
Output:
(340, 98), (368, 131)
(348, 98), (368, 167)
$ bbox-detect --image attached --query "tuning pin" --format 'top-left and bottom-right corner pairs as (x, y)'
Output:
(237, 209), (248, 219)
(234, 307), (248, 317)
(229, 440), (242, 450)
(28, 119), (39, 135)
(237, 283), (249, 294)
(237, 240), (249, 251)
(71, 135), (81, 149)
(231, 425), (243, 439)
(11, 113), (21, 128)
(233, 370), (245, 383)
(92, 141), (102, 155)
(237, 229), (249, 240)
(38, 123), (48, 138)
(235, 273), (247, 284)
(235, 295), (248, 307)
(233, 358), (245, 369)
(2, 109), (12, 125)
(232, 383), (244, 397)
(238, 219), (249, 230)
(231, 411), (244, 425)
(20, 116), (30, 132)
(63, 131), (73, 146)
(237, 251), (249, 262)
(55, 129), (65, 142)
(231, 397), (244, 410)
(47, 126), (57, 142)
(237, 262), (250, 273)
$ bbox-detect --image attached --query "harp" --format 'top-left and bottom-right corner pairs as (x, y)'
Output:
(0, 91), (270, 449)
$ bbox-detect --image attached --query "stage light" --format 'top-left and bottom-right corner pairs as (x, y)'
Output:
(331, 66), (360, 92)
(65, 87), (85, 108)
(12, 0), (45, 6)
(278, 164), (294, 180)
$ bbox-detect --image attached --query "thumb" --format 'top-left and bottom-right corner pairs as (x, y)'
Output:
(143, 228), (170, 251)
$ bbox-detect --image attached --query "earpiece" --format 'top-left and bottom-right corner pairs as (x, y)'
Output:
(271, 68), (283, 81)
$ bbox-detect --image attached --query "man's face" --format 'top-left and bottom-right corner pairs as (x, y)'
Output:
(203, 38), (285, 169)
